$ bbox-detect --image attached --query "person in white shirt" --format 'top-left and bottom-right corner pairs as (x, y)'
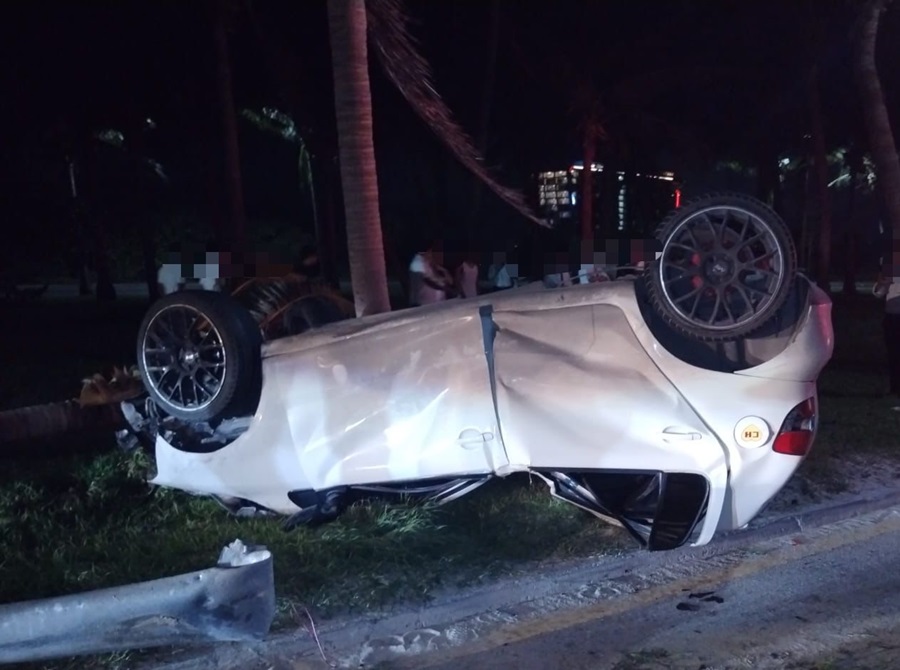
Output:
(409, 246), (454, 306)
(488, 256), (514, 290)
(454, 256), (479, 299)
(157, 249), (223, 295)
(194, 251), (222, 291)
(157, 256), (184, 295)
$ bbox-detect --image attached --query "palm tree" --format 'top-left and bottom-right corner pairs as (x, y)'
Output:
(240, 1), (342, 288)
(365, 0), (544, 228)
(211, 0), (247, 256)
(808, 62), (834, 290)
(327, 0), (392, 316)
(245, 0), (543, 315)
(94, 123), (169, 303)
(241, 106), (320, 257)
(854, 0), (900, 243)
(61, 128), (118, 302)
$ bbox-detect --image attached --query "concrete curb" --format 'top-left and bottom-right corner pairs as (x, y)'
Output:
(715, 486), (900, 551)
(148, 486), (900, 669)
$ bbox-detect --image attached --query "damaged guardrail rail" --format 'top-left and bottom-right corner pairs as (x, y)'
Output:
(0, 539), (275, 664)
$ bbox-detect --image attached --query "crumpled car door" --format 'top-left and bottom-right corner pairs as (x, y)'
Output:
(489, 302), (730, 545)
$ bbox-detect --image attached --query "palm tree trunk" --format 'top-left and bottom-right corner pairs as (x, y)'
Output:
(855, 0), (900, 242)
(139, 226), (160, 304)
(756, 139), (779, 208)
(213, 0), (247, 256)
(89, 213), (117, 302)
(580, 128), (595, 242)
(0, 401), (124, 445)
(842, 144), (863, 294)
(327, 0), (391, 316)
(809, 64), (833, 291)
(67, 157), (92, 296)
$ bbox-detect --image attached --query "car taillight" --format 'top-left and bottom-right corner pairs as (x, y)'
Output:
(773, 397), (817, 456)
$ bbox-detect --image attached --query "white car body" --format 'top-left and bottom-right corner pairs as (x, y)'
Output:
(146, 274), (833, 550)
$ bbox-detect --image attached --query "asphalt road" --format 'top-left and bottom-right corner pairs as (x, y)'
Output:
(133, 506), (900, 670)
(393, 510), (900, 670)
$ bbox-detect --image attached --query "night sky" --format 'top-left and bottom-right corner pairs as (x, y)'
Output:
(0, 1), (897, 276)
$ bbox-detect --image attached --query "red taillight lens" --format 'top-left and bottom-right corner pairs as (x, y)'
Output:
(773, 397), (817, 456)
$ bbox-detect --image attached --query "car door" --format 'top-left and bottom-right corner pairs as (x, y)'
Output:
(489, 302), (731, 544)
(269, 304), (508, 490)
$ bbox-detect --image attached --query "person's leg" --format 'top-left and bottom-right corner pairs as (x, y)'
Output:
(885, 313), (900, 397)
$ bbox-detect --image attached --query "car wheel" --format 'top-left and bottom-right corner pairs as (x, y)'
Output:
(642, 192), (797, 342)
(136, 290), (262, 423)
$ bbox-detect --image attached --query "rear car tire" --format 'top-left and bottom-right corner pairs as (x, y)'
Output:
(642, 192), (797, 342)
(137, 291), (262, 423)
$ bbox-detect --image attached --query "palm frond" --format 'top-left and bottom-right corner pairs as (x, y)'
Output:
(230, 276), (355, 340)
(240, 107), (301, 144)
(366, 0), (547, 227)
(78, 366), (143, 407)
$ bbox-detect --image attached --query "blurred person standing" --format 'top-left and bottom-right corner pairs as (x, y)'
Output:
(455, 255), (480, 299)
(409, 243), (454, 306)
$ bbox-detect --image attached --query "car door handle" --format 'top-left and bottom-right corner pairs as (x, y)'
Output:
(662, 427), (702, 442)
(458, 429), (495, 449)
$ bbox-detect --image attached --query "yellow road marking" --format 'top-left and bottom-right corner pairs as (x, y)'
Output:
(401, 512), (900, 668)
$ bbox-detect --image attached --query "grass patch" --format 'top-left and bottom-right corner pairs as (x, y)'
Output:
(796, 291), (900, 493)
(0, 450), (631, 617)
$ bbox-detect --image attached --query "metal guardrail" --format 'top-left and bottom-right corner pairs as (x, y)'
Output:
(0, 539), (275, 665)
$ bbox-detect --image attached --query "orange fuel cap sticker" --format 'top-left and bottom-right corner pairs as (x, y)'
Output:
(734, 416), (771, 448)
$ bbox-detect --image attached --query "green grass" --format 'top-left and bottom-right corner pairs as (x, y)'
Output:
(1, 297), (633, 633)
(1, 288), (899, 670)
(0, 450), (631, 615)
(797, 291), (900, 492)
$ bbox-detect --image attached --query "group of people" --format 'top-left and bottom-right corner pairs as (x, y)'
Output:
(408, 246), (480, 307)
(156, 246), (322, 296)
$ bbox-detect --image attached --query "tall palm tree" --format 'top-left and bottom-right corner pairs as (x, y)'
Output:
(855, 0), (900, 242)
(241, 0), (342, 288)
(212, 0), (247, 256)
(61, 128), (118, 302)
(327, 0), (392, 316)
(809, 62), (834, 290)
(246, 0), (543, 316)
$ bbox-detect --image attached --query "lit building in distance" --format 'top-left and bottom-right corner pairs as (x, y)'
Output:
(534, 162), (681, 237)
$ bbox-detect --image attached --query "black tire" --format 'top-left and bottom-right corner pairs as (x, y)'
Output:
(136, 290), (262, 423)
(642, 193), (797, 342)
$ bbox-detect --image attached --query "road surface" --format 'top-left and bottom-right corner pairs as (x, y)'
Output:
(391, 509), (900, 670)
(133, 505), (900, 670)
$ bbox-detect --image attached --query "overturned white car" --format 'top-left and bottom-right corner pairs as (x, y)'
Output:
(123, 194), (834, 551)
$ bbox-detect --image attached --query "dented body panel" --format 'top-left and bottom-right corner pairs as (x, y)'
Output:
(149, 277), (833, 549)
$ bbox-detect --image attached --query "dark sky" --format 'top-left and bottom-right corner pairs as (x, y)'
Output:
(1, 1), (890, 163)
(0, 0), (898, 268)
